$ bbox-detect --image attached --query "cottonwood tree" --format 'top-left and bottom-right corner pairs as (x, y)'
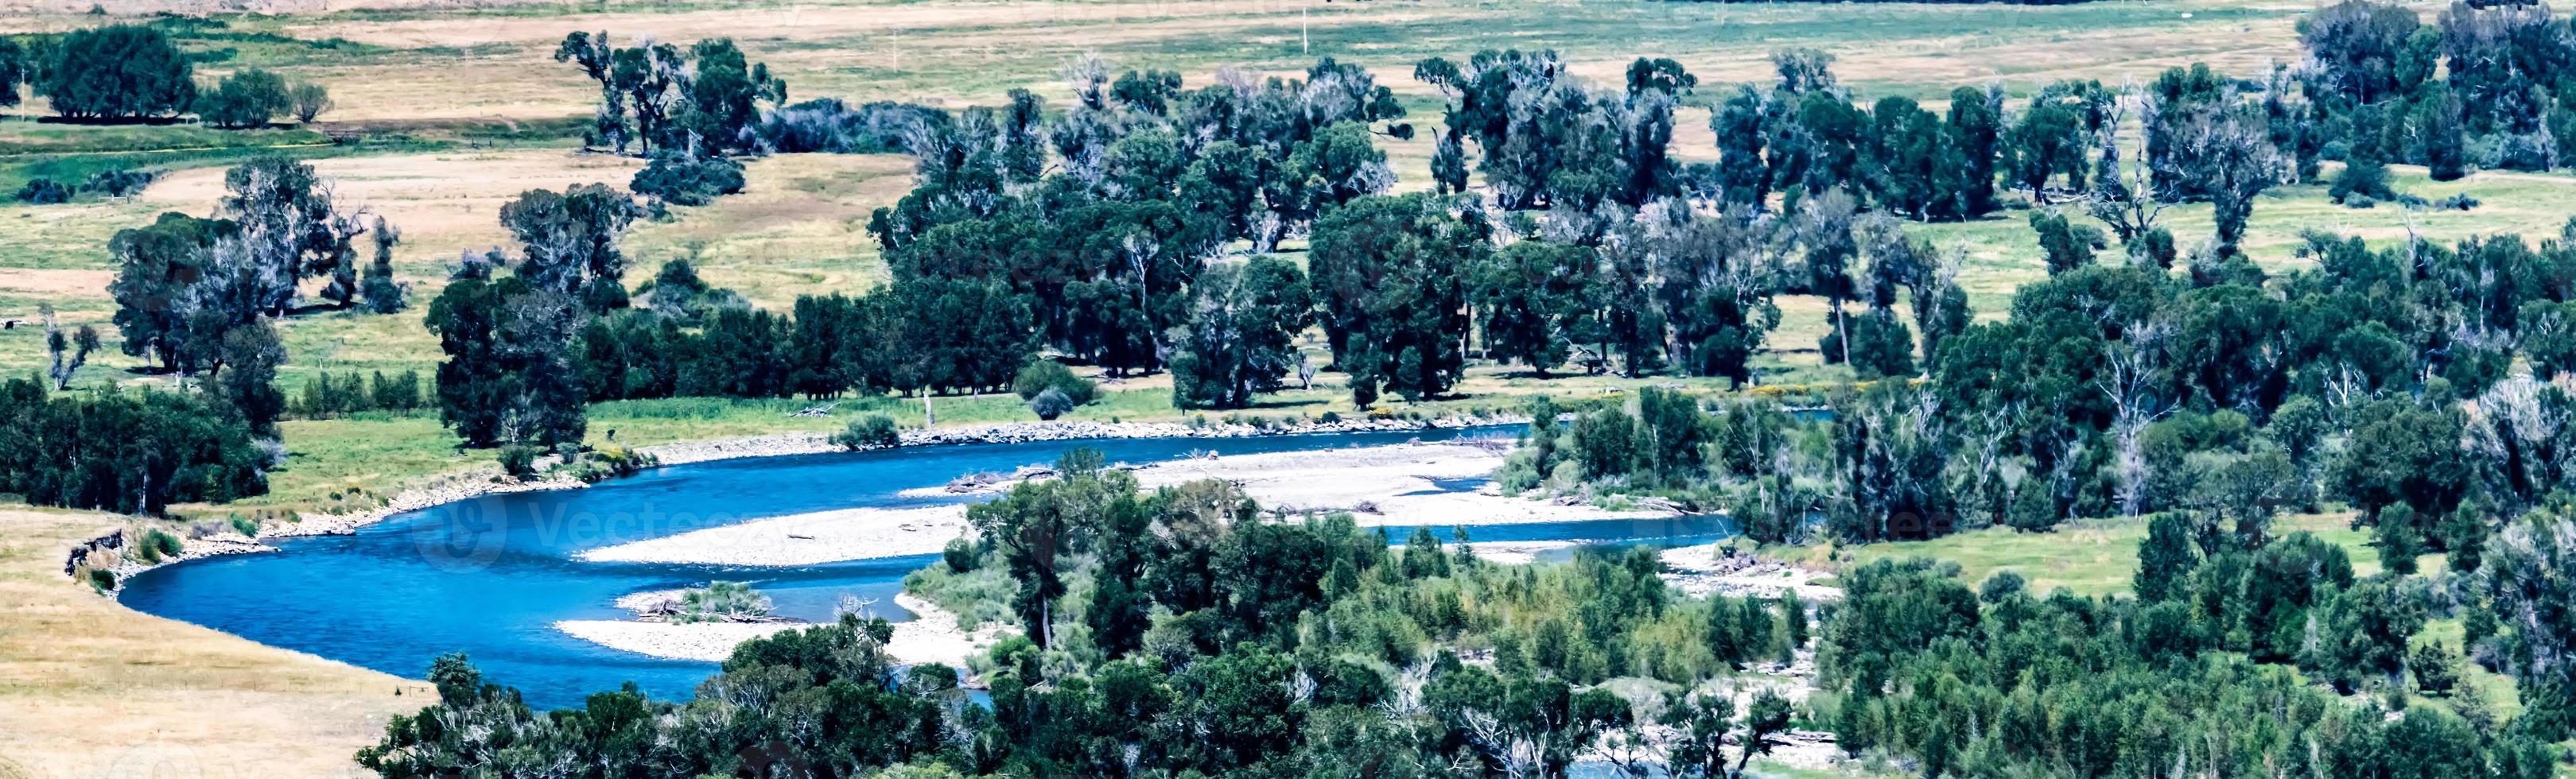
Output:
(1473, 238), (1597, 377)
(39, 25), (194, 121)
(108, 157), (383, 374)
(1308, 193), (1480, 405)
(498, 183), (639, 311)
(1169, 256), (1315, 409)
(1639, 200), (1781, 385)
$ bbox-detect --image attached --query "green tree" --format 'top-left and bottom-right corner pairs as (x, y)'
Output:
(1473, 239), (1595, 377)
(2135, 512), (2200, 602)
(1307, 193), (1478, 405)
(39, 25), (195, 121)
(194, 68), (291, 129)
(1170, 257), (1315, 409)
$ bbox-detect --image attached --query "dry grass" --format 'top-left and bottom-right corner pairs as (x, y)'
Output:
(0, 508), (413, 777)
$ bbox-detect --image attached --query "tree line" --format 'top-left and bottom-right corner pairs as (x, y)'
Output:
(0, 21), (332, 126)
(360, 452), (1823, 777)
(355, 448), (2574, 776)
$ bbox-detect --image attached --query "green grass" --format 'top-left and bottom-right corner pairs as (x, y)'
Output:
(1806, 512), (2387, 599)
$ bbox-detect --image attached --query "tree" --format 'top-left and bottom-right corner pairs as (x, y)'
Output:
(1473, 239), (1595, 377)
(2329, 138), (2396, 204)
(498, 184), (638, 310)
(208, 318), (286, 438)
(2135, 512), (2199, 602)
(359, 216), (406, 313)
(2030, 209), (2104, 274)
(109, 212), (235, 373)
(2299, 0), (2422, 105)
(1661, 692), (1734, 778)
(1170, 257), (1315, 409)
(39, 25), (195, 121)
(2480, 510), (2576, 734)
(426, 276), (586, 448)
(40, 304), (99, 390)
(628, 153), (744, 206)
(1734, 691), (1794, 777)
(2301, 578), (2425, 693)
(288, 81), (334, 123)
(0, 37), (29, 109)
(1308, 193), (1478, 405)
(194, 68), (291, 129)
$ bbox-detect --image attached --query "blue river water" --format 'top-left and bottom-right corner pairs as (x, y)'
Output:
(119, 425), (1733, 709)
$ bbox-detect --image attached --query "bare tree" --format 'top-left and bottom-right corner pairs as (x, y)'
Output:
(2103, 318), (2173, 517)
(41, 304), (98, 390)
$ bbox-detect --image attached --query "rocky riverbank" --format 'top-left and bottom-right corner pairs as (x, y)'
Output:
(643, 414), (1528, 467)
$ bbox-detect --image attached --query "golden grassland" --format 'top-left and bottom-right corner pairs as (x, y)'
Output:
(0, 508), (414, 778)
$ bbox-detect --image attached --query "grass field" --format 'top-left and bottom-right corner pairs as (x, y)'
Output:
(0, 508), (414, 778)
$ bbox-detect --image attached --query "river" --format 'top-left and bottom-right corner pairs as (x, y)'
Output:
(119, 425), (1734, 709)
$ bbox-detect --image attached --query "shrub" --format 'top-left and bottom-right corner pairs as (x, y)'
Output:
(832, 415), (901, 449)
(629, 153), (745, 206)
(87, 568), (116, 591)
(1012, 360), (1098, 406)
(228, 515), (259, 537)
(82, 168), (158, 197)
(14, 178), (70, 203)
(40, 25), (195, 120)
(1028, 387), (1075, 421)
(943, 537), (979, 573)
(136, 528), (183, 563)
(497, 444), (542, 480)
(194, 68), (290, 129)
(288, 80), (332, 122)
(748, 98), (946, 153)
(2434, 193), (2480, 211)
(564, 446), (657, 483)
(673, 581), (774, 623)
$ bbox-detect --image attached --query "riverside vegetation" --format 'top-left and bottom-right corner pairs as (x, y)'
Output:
(2, 0), (2575, 775)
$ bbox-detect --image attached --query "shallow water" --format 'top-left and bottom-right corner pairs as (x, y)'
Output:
(121, 424), (1730, 708)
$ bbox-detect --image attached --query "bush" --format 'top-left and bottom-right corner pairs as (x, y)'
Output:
(40, 25), (196, 120)
(194, 68), (290, 129)
(943, 537), (979, 573)
(497, 444), (542, 480)
(288, 80), (332, 122)
(1028, 387), (1075, 421)
(14, 178), (70, 203)
(136, 528), (183, 563)
(87, 568), (116, 591)
(1012, 360), (1098, 406)
(673, 581), (773, 623)
(228, 515), (259, 537)
(2434, 193), (2480, 211)
(83, 168), (158, 198)
(832, 415), (902, 450)
(629, 153), (746, 206)
(748, 98), (946, 153)
(563, 445), (657, 483)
